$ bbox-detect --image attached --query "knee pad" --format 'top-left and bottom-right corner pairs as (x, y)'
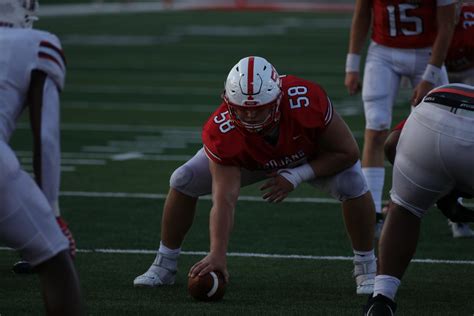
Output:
(332, 161), (369, 201)
(362, 96), (392, 131)
(0, 141), (20, 186)
(169, 164), (194, 192)
(169, 163), (212, 197)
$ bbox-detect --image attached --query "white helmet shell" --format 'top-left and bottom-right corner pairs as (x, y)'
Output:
(224, 56), (282, 132)
(0, 0), (38, 28)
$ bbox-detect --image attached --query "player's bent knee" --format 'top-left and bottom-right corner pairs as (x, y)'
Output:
(334, 161), (369, 201)
(363, 96), (391, 131)
(169, 165), (194, 192)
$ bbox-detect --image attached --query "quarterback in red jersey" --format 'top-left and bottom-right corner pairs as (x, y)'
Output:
(134, 56), (377, 296)
(344, 0), (457, 238)
(446, 3), (474, 84)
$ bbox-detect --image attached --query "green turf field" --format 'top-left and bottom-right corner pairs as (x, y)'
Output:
(1, 9), (473, 315)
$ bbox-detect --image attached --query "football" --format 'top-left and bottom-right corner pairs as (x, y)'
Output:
(188, 271), (226, 301)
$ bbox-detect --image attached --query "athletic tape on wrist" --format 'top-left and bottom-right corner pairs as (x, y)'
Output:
(345, 53), (361, 72)
(422, 64), (441, 85)
(277, 163), (315, 189)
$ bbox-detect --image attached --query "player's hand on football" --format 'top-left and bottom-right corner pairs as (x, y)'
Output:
(344, 72), (361, 95)
(411, 80), (434, 106)
(260, 172), (294, 203)
(189, 253), (229, 283)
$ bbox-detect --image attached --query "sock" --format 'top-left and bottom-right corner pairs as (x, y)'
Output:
(353, 249), (375, 263)
(362, 167), (385, 214)
(159, 241), (181, 257)
(373, 275), (400, 301)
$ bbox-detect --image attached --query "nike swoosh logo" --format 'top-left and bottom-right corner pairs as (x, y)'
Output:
(293, 135), (302, 140)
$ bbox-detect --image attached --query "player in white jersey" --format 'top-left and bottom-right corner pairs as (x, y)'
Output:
(364, 83), (474, 315)
(0, 0), (83, 314)
(0, 0), (76, 272)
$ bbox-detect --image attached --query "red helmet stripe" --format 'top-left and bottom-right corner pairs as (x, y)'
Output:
(247, 56), (254, 99)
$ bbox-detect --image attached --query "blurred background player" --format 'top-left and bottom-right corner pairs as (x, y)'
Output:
(445, 2), (474, 85)
(344, 0), (457, 238)
(363, 84), (473, 315)
(0, 0), (83, 314)
(134, 56), (377, 295)
(384, 2), (474, 238)
(0, 0), (76, 273)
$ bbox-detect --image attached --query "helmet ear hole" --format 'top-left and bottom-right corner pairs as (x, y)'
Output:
(0, 0), (38, 28)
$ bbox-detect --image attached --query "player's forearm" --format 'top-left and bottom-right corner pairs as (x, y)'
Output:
(309, 149), (359, 178)
(348, 0), (371, 55)
(209, 202), (235, 256)
(429, 5), (456, 67)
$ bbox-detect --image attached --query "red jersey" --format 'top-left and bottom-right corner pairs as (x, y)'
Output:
(371, 0), (440, 48)
(202, 75), (333, 171)
(445, 5), (474, 73)
(392, 118), (407, 131)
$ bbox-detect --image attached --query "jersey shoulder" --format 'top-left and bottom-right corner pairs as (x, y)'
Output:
(31, 29), (67, 90)
(280, 75), (333, 129)
(0, 29), (67, 90)
(202, 103), (244, 165)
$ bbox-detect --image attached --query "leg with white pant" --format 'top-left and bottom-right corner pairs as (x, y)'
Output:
(310, 160), (376, 294)
(134, 148), (266, 287)
(0, 141), (83, 315)
(361, 47), (401, 238)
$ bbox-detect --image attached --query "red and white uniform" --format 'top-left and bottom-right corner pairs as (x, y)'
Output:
(445, 4), (474, 83)
(391, 84), (474, 218)
(372, 0), (444, 49)
(362, 0), (454, 131)
(203, 75), (333, 170)
(0, 27), (68, 266)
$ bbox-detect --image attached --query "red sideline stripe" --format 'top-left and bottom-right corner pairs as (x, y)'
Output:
(432, 87), (474, 98)
(38, 52), (64, 70)
(247, 56), (254, 96)
(189, 3), (354, 13)
(40, 41), (67, 65)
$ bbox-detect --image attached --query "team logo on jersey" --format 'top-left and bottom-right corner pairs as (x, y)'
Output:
(264, 150), (306, 170)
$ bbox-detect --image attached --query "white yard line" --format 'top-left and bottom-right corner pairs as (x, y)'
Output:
(0, 246), (472, 265)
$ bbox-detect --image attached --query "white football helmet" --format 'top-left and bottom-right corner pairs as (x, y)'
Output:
(224, 56), (282, 133)
(0, 0), (38, 28)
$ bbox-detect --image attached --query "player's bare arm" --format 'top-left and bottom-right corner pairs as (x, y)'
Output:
(261, 112), (359, 203)
(345, 0), (371, 95)
(188, 160), (240, 282)
(411, 3), (457, 105)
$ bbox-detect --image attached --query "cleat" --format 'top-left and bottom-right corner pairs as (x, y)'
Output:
(363, 294), (397, 316)
(133, 253), (177, 287)
(12, 260), (33, 274)
(448, 220), (474, 238)
(354, 259), (376, 295)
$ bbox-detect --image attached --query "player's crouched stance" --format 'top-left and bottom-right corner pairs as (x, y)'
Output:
(134, 56), (377, 295)
(364, 84), (474, 315)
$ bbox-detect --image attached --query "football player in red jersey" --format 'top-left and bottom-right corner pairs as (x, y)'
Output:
(134, 56), (377, 296)
(344, 0), (457, 238)
(446, 2), (474, 84)
(0, 0), (83, 314)
(363, 84), (474, 315)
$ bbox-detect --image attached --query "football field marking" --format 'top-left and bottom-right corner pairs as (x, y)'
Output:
(0, 246), (473, 265)
(58, 191), (474, 207)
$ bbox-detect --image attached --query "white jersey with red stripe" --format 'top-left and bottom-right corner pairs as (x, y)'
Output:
(0, 27), (66, 141)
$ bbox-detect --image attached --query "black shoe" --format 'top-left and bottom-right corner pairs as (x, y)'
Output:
(12, 260), (33, 274)
(363, 294), (397, 316)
